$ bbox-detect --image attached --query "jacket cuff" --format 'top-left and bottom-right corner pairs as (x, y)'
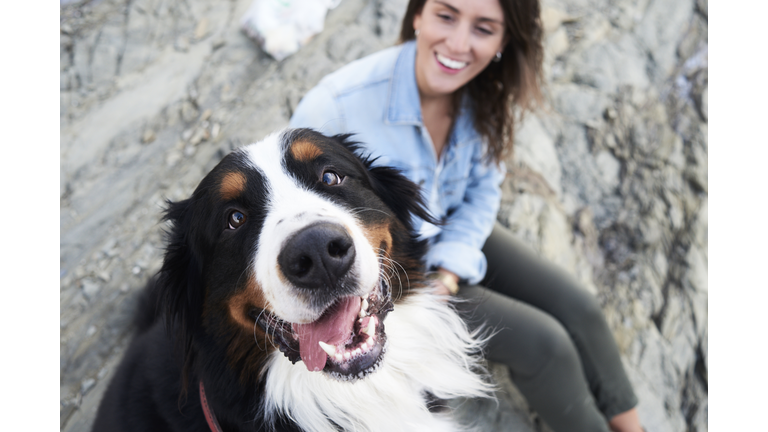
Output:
(424, 241), (487, 285)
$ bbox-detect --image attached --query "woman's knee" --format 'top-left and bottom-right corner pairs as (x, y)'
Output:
(510, 319), (581, 379)
(556, 285), (607, 331)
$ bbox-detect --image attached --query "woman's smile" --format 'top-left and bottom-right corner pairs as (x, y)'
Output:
(435, 53), (468, 72)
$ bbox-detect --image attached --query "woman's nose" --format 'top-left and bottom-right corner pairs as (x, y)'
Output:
(444, 24), (471, 53)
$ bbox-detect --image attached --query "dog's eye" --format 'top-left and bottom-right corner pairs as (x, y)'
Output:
(322, 171), (343, 186)
(228, 210), (246, 230)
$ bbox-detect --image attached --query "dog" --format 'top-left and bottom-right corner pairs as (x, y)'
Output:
(92, 128), (492, 432)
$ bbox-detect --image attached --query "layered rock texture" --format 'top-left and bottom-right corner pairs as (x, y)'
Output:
(60, 0), (707, 430)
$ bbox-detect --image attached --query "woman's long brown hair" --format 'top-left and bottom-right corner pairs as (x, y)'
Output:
(399, 0), (544, 165)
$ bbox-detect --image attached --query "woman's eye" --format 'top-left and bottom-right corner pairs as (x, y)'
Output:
(437, 13), (453, 22)
(476, 26), (493, 35)
(228, 210), (246, 230)
(322, 171), (343, 186)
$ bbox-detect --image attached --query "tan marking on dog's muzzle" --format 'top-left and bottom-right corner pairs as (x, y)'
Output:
(227, 278), (268, 332)
(363, 222), (393, 258)
(220, 171), (247, 201)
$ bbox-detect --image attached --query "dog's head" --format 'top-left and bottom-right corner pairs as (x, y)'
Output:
(160, 128), (434, 383)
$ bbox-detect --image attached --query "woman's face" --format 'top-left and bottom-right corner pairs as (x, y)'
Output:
(413, 0), (507, 100)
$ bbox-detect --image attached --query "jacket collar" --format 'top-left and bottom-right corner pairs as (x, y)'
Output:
(386, 41), (422, 126)
(385, 41), (477, 147)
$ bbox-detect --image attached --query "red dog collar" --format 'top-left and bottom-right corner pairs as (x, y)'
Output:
(199, 381), (224, 432)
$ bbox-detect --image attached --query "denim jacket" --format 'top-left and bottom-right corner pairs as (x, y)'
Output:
(289, 41), (504, 284)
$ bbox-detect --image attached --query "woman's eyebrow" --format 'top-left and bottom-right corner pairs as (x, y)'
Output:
(434, 0), (460, 13)
(433, 1), (504, 25)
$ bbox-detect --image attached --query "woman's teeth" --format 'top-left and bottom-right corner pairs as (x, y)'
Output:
(436, 53), (468, 70)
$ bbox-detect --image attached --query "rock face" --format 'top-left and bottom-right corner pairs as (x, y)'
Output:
(59, 0), (707, 431)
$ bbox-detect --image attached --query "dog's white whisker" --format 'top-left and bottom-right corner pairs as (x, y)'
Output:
(349, 207), (391, 218)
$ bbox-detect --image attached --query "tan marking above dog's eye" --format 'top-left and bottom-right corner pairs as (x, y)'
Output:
(291, 140), (323, 161)
(322, 171), (343, 186)
(220, 171), (247, 201)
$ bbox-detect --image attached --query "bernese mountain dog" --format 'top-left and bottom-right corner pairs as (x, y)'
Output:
(92, 129), (492, 432)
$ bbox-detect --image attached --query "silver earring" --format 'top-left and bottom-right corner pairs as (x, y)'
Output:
(493, 51), (502, 62)
(415, 29), (420, 36)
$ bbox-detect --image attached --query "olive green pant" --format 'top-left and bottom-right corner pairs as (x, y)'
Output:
(455, 223), (637, 432)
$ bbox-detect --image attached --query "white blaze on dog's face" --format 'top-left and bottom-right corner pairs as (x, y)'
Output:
(246, 132), (380, 324)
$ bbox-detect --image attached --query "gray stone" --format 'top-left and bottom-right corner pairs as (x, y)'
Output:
(696, 0), (707, 17)
(545, 26), (569, 59)
(595, 150), (621, 189)
(571, 34), (650, 93)
(514, 115), (562, 194)
(683, 244), (707, 293)
(81, 378), (96, 395)
(574, 13), (612, 50)
(628, 329), (688, 432)
(81, 279), (100, 300)
(677, 14), (708, 64)
(540, 5), (573, 34)
(659, 288), (698, 376)
(501, 193), (549, 252)
(605, 0), (651, 31)
(553, 83), (610, 123)
(634, 0), (696, 82)
(326, 25), (382, 64)
(684, 126), (708, 192)
(556, 122), (618, 223)
(376, 0), (409, 45)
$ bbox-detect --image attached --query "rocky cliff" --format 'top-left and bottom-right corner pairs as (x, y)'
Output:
(60, 0), (707, 430)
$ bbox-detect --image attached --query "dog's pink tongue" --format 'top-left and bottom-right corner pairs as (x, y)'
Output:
(293, 297), (361, 372)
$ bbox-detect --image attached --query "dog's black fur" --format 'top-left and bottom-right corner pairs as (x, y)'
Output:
(92, 130), (436, 432)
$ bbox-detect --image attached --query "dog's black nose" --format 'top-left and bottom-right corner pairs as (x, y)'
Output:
(278, 222), (356, 290)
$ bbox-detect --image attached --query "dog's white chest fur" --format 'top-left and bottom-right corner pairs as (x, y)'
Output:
(261, 291), (493, 432)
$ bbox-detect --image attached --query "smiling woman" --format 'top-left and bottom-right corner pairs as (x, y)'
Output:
(412, 0), (507, 157)
(290, 0), (644, 430)
(401, 0), (544, 164)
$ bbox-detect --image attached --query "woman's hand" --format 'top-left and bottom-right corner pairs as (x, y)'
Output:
(429, 268), (460, 297)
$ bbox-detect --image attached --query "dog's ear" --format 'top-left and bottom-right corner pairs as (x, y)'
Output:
(159, 198), (206, 333)
(158, 196), (208, 397)
(332, 133), (439, 230)
(366, 165), (439, 230)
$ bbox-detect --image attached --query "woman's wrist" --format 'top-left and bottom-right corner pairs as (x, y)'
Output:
(428, 268), (460, 295)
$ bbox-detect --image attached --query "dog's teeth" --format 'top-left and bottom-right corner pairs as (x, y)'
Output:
(364, 319), (376, 336)
(318, 341), (336, 356)
(359, 298), (369, 317)
(335, 353), (343, 362)
(344, 352), (352, 360)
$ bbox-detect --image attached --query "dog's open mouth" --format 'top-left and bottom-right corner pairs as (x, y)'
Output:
(254, 278), (393, 381)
